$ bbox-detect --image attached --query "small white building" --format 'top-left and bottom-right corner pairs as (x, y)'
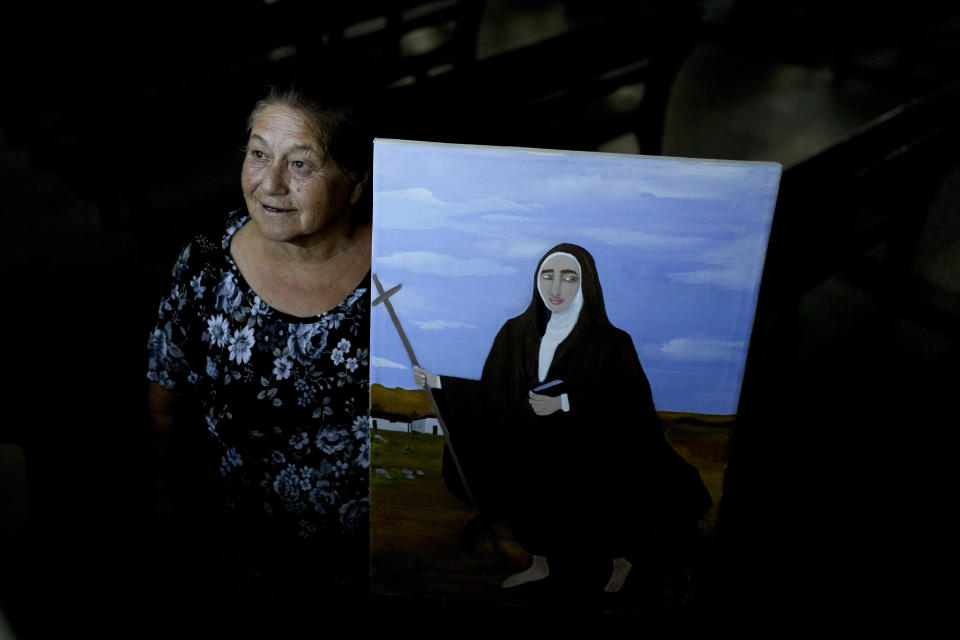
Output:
(370, 410), (411, 433)
(411, 414), (441, 435)
(371, 410), (441, 435)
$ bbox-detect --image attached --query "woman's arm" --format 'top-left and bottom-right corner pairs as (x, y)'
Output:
(148, 381), (178, 433)
(147, 381), (180, 520)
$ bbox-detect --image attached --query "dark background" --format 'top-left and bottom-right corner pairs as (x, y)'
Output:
(1, 0), (958, 636)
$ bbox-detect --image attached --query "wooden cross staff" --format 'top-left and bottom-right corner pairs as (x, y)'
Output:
(372, 273), (477, 510)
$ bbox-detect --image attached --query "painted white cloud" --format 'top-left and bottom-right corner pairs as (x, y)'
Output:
(579, 226), (704, 249)
(377, 251), (518, 276)
(372, 356), (408, 370)
(667, 234), (768, 289)
(478, 213), (539, 224)
(473, 235), (552, 259)
(412, 320), (478, 330)
(537, 160), (760, 201)
(659, 338), (745, 362)
(376, 188), (544, 230)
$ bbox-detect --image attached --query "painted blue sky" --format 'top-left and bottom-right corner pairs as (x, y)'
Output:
(370, 139), (781, 415)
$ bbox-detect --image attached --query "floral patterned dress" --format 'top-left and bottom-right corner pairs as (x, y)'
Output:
(147, 211), (370, 549)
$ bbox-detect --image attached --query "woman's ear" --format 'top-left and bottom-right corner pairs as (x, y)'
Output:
(349, 169), (370, 206)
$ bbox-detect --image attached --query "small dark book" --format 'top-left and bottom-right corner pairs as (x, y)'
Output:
(530, 379), (565, 396)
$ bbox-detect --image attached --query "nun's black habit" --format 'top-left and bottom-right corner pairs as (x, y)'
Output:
(433, 243), (711, 563)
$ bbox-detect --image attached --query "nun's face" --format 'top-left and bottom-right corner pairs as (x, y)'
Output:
(539, 254), (580, 312)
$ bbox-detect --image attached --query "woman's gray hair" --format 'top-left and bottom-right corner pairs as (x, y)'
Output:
(246, 80), (373, 225)
(246, 84), (371, 187)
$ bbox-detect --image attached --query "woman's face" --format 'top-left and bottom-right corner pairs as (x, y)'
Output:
(538, 254), (580, 312)
(241, 104), (364, 246)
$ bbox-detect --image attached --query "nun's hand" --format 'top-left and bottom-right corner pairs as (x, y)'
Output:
(528, 391), (562, 416)
(413, 366), (439, 390)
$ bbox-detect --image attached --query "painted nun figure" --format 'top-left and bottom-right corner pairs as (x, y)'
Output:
(414, 243), (711, 592)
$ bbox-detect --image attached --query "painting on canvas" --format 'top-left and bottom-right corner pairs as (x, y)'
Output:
(369, 139), (780, 605)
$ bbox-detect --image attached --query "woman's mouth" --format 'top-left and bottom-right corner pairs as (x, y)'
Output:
(262, 204), (294, 214)
(549, 297), (564, 306)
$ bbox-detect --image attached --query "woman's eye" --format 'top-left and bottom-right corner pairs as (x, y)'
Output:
(564, 275), (578, 282)
(291, 161), (305, 169)
(541, 273), (553, 280)
(249, 149), (266, 160)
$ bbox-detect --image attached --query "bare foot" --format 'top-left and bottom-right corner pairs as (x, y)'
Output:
(603, 557), (632, 593)
(502, 555), (549, 588)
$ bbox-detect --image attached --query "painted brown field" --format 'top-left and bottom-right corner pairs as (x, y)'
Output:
(659, 412), (734, 535)
(370, 429), (529, 600)
(369, 410), (733, 601)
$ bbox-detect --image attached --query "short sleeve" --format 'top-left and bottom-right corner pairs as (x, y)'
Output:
(146, 242), (206, 393)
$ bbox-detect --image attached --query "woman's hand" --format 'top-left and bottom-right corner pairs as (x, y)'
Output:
(528, 391), (562, 416)
(413, 366), (439, 389)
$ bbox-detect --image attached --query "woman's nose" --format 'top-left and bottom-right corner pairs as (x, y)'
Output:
(550, 279), (561, 294)
(262, 161), (288, 194)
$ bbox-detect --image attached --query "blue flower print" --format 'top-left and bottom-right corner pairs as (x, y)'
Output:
(336, 338), (351, 353)
(315, 425), (350, 455)
(250, 295), (266, 317)
(344, 288), (366, 308)
(306, 477), (334, 507)
(215, 271), (243, 314)
(204, 411), (219, 437)
(297, 388), (317, 408)
(256, 320), (285, 352)
(272, 355), (293, 380)
(205, 356), (218, 378)
(331, 349), (344, 366)
(298, 466), (314, 492)
(345, 357), (358, 373)
(220, 447), (244, 476)
(190, 275), (206, 298)
(147, 328), (168, 371)
(351, 415), (369, 440)
(223, 219), (244, 247)
(172, 244), (191, 280)
(228, 326), (256, 364)
(355, 439), (370, 469)
(226, 448), (243, 466)
(273, 464), (302, 503)
(289, 323), (328, 364)
(148, 369), (172, 388)
(206, 314), (230, 348)
(293, 378), (317, 406)
(289, 431), (309, 451)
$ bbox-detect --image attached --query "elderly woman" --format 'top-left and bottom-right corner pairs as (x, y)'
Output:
(415, 244), (711, 593)
(146, 80), (372, 604)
